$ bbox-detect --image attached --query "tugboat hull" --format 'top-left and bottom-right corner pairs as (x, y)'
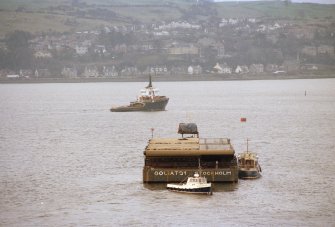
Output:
(110, 97), (168, 112)
(142, 97), (169, 111)
(110, 105), (144, 112)
(238, 169), (261, 179)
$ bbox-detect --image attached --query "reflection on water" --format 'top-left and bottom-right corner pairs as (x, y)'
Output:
(143, 182), (238, 192)
(143, 183), (238, 192)
(1, 79), (335, 226)
(213, 182), (239, 192)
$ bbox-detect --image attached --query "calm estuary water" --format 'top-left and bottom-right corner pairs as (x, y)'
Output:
(1, 79), (335, 226)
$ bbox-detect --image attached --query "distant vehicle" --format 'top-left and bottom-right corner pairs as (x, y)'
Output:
(272, 70), (286, 74)
(6, 74), (20, 79)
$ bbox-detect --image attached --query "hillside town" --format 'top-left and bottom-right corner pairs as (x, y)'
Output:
(1, 2), (335, 81)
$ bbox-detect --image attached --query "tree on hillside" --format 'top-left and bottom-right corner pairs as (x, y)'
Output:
(0, 49), (9, 69)
(98, 30), (136, 47)
(277, 33), (301, 58)
(5, 31), (34, 70)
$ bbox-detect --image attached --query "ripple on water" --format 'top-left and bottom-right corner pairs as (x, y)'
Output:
(1, 79), (335, 226)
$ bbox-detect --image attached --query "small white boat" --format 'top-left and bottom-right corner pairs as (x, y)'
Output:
(166, 173), (212, 195)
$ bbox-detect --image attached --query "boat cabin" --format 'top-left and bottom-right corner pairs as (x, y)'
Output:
(140, 87), (159, 97)
(238, 152), (258, 169)
(187, 173), (208, 184)
(238, 151), (261, 179)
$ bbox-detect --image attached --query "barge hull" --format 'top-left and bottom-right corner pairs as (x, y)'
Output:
(143, 166), (238, 183)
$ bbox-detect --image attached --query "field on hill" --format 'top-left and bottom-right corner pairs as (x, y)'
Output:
(0, 0), (334, 37)
(215, 1), (335, 18)
(0, 11), (111, 37)
(0, 0), (191, 10)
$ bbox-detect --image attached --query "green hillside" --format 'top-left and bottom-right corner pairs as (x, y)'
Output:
(215, 1), (335, 18)
(0, 0), (334, 37)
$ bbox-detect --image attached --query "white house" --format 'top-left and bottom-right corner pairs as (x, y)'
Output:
(213, 63), (223, 74)
(34, 51), (52, 58)
(188, 65), (202, 75)
(61, 67), (78, 78)
(216, 43), (225, 58)
(219, 18), (229, 27)
(94, 45), (107, 55)
(249, 64), (264, 74)
(76, 46), (88, 55)
(235, 65), (249, 74)
(120, 66), (140, 77)
(149, 66), (168, 75)
(188, 66), (194, 75)
(222, 63), (232, 74)
(83, 66), (99, 78)
(103, 66), (118, 77)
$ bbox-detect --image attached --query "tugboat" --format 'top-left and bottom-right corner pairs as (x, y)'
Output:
(238, 139), (262, 179)
(110, 76), (169, 112)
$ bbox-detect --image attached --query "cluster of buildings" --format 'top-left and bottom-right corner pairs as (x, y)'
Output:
(2, 61), (313, 80)
(1, 14), (334, 79)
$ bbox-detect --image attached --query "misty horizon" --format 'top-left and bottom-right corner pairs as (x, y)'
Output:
(214, 0), (335, 4)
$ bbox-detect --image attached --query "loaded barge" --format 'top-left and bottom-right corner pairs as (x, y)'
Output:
(143, 123), (238, 183)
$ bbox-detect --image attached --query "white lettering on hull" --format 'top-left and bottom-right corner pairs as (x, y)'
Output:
(153, 170), (232, 176)
(202, 171), (232, 176)
(154, 171), (187, 176)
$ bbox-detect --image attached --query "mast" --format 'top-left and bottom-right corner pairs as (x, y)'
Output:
(198, 157), (202, 176)
(146, 75), (152, 88)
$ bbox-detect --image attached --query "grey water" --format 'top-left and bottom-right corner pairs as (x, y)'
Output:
(1, 79), (335, 226)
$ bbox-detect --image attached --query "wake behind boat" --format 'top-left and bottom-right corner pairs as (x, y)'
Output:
(110, 76), (169, 112)
(167, 173), (212, 195)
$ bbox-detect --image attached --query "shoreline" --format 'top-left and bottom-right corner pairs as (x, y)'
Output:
(0, 73), (334, 84)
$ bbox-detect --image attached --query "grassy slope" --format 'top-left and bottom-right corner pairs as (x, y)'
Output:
(0, 12), (70, 36)
(0, 11), (110, 37)
(216, 2), (335, 18)
(0, 0), (334, 37)
(0, 0), (191, 10)
(0, 0), (69, 10)
(113, 6), (183, 23)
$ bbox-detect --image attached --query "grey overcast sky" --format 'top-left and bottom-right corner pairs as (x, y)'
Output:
(213, 0), (335, 3)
